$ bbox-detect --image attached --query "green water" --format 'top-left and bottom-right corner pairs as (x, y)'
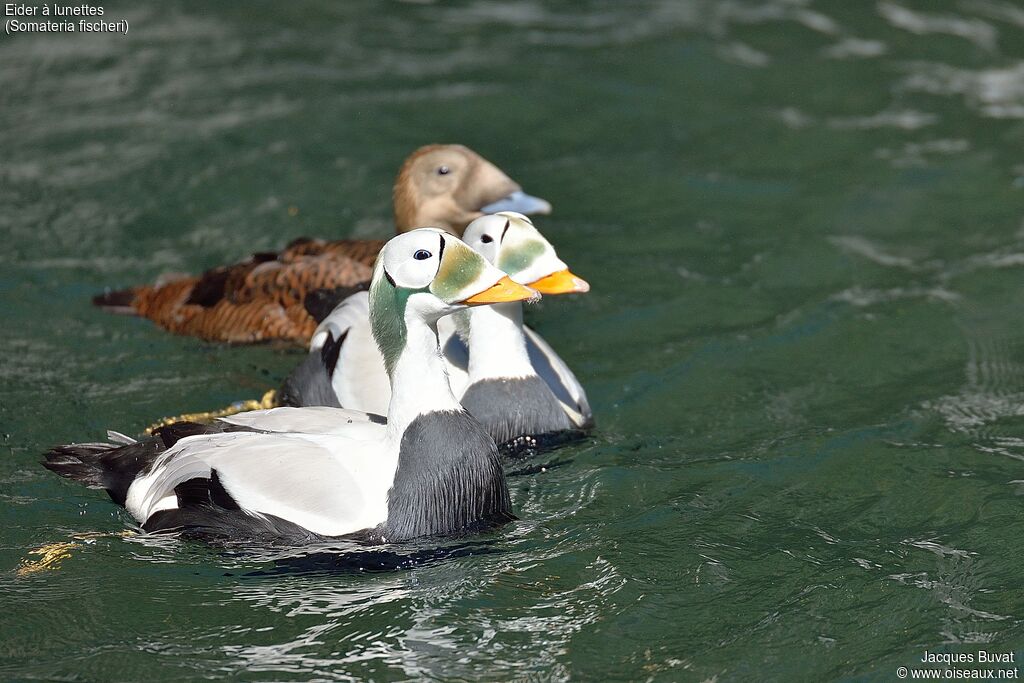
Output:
(3, 1), (1024, 680)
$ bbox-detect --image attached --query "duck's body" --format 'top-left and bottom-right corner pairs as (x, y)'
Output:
(47, 229), (535, 543)
(48, 407), (508, 543)
(454, 302), (589, 451)
(280, 213), (593, 453)
(281, 295), (592, 447)
(94, 145), (550, 345)
(105, 239), (384, 344)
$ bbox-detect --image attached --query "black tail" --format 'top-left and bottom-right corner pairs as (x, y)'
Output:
(43, 443), (118, 489)
(43, 439), (166, 506)
(42, 422), (258, 507)
(92, 287), (137, 314)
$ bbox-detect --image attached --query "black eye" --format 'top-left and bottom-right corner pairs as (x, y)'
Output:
(437, 165), (450, 176)
(413, 249), (432, 260)
(480, 235), (493, 244)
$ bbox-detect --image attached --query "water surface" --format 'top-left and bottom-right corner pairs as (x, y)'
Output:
(3, 1), (1024, 680)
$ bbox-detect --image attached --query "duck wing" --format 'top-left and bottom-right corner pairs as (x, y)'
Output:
(92, 238), (386, 345)
(219, 406), (386, 437)
(523, 325), (593, 429)
(277, 292), (369, 409)
(129, 427), (393, 539)
(280, 292), (391, 415)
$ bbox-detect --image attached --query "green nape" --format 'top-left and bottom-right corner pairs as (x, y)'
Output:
(369, 276), (425, 377)
(497, 240), (546, 277)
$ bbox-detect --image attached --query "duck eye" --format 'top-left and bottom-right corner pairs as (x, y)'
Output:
(480, 234), (493, 244)
(437, 165), (450, 176)
(413, 249), (432, 260)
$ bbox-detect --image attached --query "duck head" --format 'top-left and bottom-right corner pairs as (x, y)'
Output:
(392, 145), (552, 236)
(369, 228), (540, 375)
(461, 212), (590, 295)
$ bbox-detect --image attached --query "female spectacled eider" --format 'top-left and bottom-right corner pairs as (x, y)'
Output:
(44, 229), (538, 543)
(93, 144), (551, 345)
(280, 212), (593, 455)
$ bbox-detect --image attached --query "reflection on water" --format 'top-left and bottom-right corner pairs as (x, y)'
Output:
(901, 61), (1024, 119)
(221, 551), (626, 679)
(4, 0), (1024, 679)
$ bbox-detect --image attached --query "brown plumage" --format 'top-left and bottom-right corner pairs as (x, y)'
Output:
(94, 144), (547, 344)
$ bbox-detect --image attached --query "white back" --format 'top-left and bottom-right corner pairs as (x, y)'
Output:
(124, 420), (398, 537)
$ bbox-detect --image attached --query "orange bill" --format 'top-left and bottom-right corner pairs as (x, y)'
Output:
(528, 269), (590, 295)
(462, 276), (539, 305)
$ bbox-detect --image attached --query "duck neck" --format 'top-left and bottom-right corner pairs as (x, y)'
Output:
(386, 313), (463, 439)
(464, 303), (536, 382)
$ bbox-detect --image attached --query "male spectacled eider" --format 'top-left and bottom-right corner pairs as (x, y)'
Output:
(280, 212), (593, 454)
(92, 145), (551, 345)
(44, 229), (538, 543)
